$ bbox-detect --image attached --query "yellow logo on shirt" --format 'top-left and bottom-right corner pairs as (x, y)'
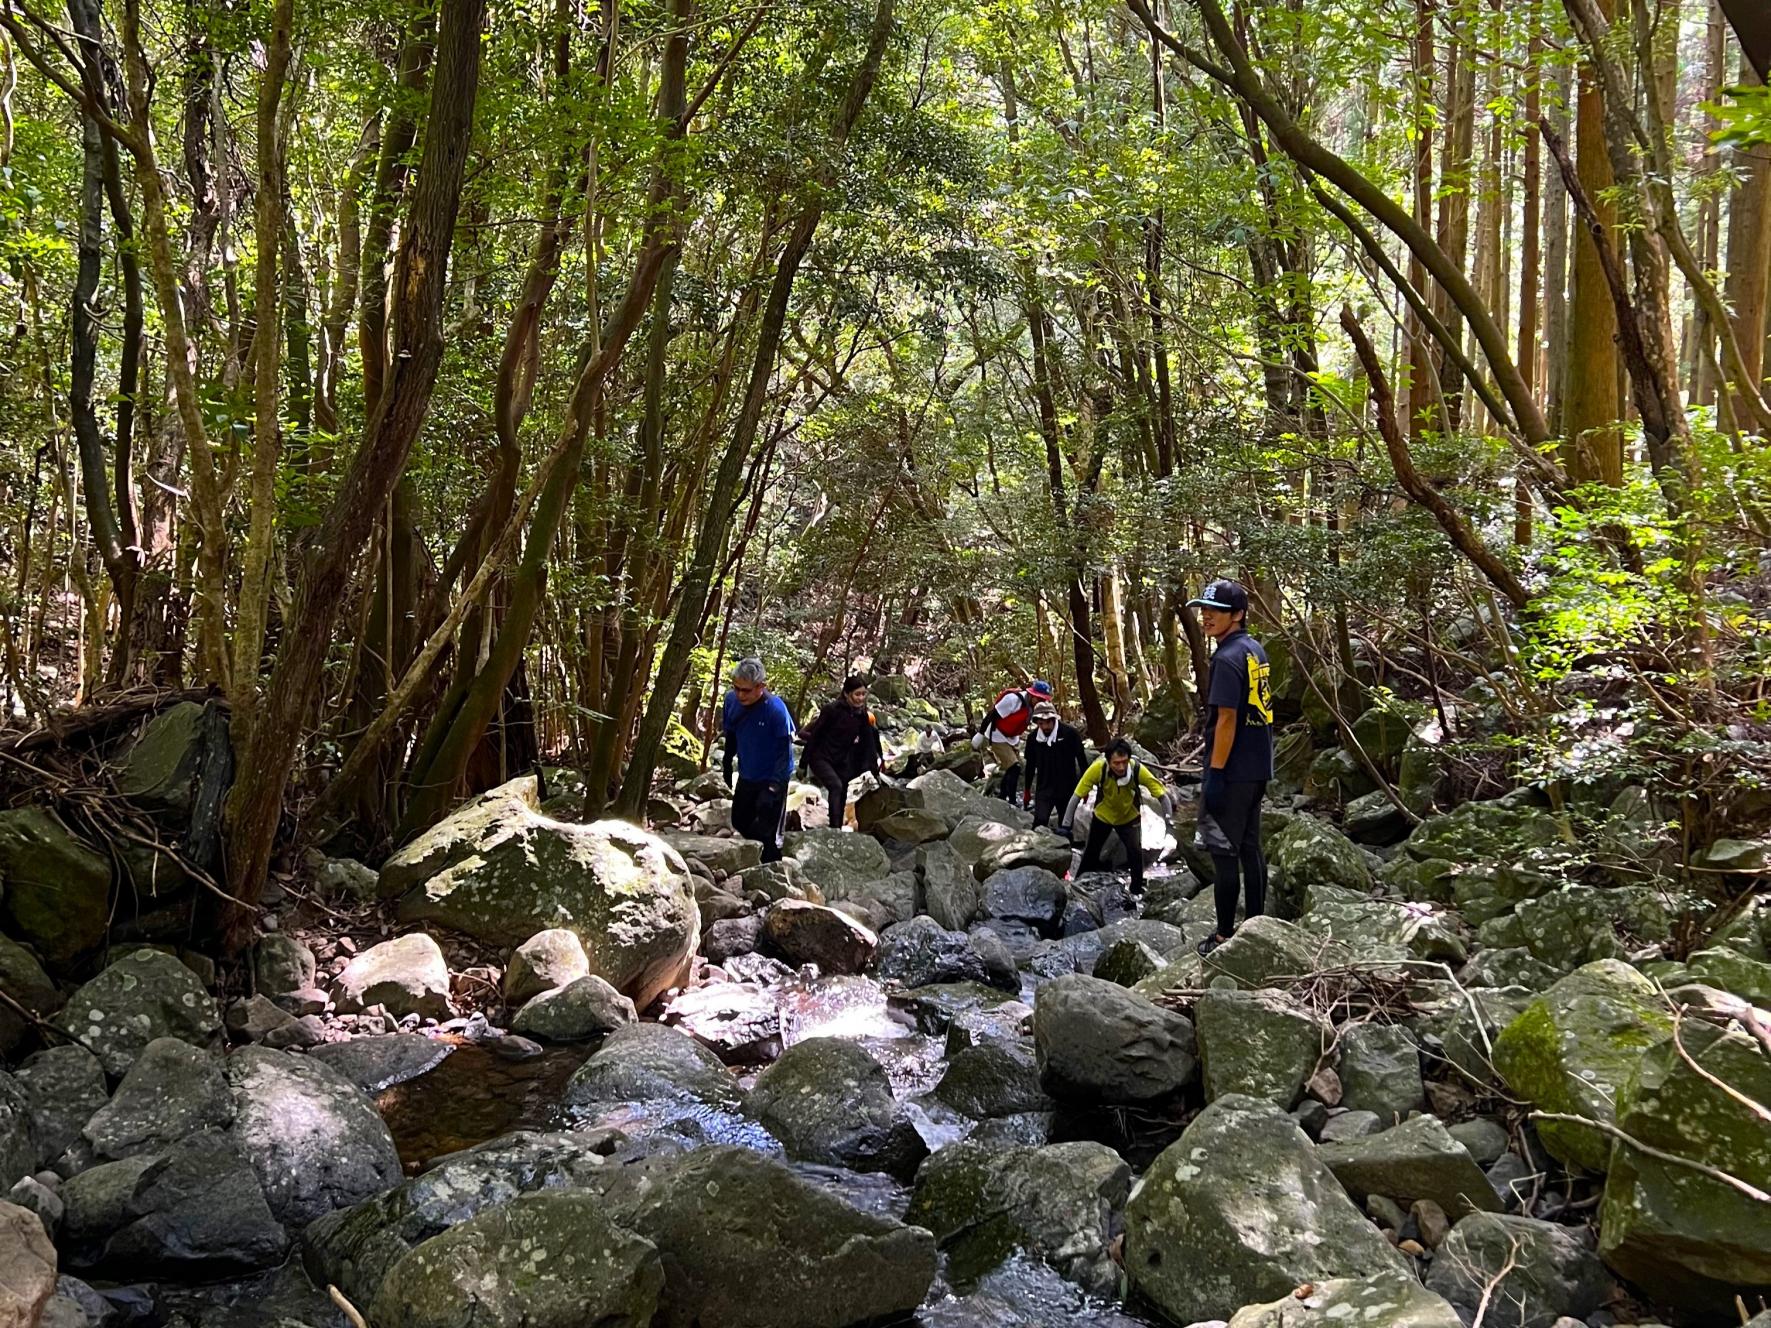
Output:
(1246, 658), (1273, 726)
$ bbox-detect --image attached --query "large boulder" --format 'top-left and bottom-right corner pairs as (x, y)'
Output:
(225, 1047), (403, 1228)
(1269, 816), (1373, 914)
(918, 841), (983, 932)
(510, 975), (636, 1042)
(332, 933), (453, 1020)
(760, 900), (876, 975)
(0, 808), (113, 969)
(1492, 960), (1671, 1172)
(562, 1022), (742, 1110)
(366, 1191), (664, 1328)
(1317, 1115), (1503, 1218)
(14, 1047), (106, 1169)
(1033, 974), (1196, 1104)
(1194, 987), (1328, 1108)
(115, 701), (209, 817)
(908, 769), (1023, 832)
(874, 916), (989, 989)
(1597, 1018), (1771, 1310)
(781, 828), (892, 897)
(1336, 1023), (1425, 1121)
(980, 866), (1067, 934)
(932, 1041), (1050, 1119)
(386, 778), (699, 1012)
(952, 820), (1072, 880)
(0, 935), (60, 1055)
(1124, 1095), (1409, 1323)
(84, 1038), (232, 1160)
(906, 1139), (1130, 1296)
(51, 950), (219, 1076)
(744, 1038), (926, 1179)
(1425, 1213), (1610, 1328)
(1201, 915), (1329, 989)
(0, 1199), (56, 1325)
(603, 1146), (937, 1328)
(1300, 888), (1465, 964)
(1228, 1277), (1463, 1328)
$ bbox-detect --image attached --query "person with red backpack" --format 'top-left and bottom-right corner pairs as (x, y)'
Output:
(970, 679), (1054, 803)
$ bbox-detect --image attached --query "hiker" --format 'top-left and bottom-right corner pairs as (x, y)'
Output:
(1062, 737), (1173, 894)
(970, 678), (1054, 803)
(798, 674), (886, 829)
(1022, 700), (1087, 834)
(1185, 579), (1274, 956)
(721, 656), (797, 863)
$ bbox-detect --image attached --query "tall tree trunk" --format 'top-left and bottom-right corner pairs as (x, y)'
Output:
(1723, 61), (1771, 424)
(1544, 58), (1574, 435)
(1517, 27), (1542, 543)
(223, 0), (488, 939)
(1687, 1), (1727, 407)
(1565, 0), (1623, 485)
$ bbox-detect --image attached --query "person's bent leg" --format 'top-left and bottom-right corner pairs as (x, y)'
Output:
(1032, 788), (1059, 830)
(810, 759), (845, 829)
(1076, 816), (1111, 875)
(758, 780), (789, 863)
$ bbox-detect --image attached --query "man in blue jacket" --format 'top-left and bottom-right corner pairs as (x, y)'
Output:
(722, 656), (797, 863)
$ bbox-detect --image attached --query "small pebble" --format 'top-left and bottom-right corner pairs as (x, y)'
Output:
(1411, 1198), (1451, 1248)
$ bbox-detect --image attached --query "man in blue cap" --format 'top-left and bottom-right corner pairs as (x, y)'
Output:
(1185, 579), (1273, 955)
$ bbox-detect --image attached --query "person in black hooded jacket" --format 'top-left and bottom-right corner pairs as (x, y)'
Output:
(798, 675), (886, 828)
(1021, 701), (1088, 834)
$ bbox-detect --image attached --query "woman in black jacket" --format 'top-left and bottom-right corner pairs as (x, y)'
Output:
(798, 675), (885, 829)
(1022, 701), (1088, 834)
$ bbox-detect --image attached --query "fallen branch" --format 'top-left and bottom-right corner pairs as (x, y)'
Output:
(1527, 1111), (1771, 1203)
(329, 1285), (369, 1328)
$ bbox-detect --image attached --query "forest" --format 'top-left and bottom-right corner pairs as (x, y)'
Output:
(0, 0), (1767, 1325)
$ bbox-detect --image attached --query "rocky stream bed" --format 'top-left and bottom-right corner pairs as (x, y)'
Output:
(0, 696), (1767, 1327)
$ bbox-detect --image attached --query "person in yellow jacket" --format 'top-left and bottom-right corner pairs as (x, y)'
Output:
(1061, 738), (1173, 895)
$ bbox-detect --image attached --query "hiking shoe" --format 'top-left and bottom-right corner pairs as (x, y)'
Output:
(1195, 933), (1227, 957)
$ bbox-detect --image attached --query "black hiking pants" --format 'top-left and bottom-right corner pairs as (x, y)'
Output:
(1078, 816), (1144, 893)
(733, 777), (789, 863)
(808, 758), (849, 830)
(1209, 780), (1268, 937)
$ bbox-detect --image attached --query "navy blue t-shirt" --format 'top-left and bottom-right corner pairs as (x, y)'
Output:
(1206, 629), (1275, 782)
(723, 690), (797, 783)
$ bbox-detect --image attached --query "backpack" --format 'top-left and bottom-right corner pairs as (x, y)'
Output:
(991, 688), (1033, 739)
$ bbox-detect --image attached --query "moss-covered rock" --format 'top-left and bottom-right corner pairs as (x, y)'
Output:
(1317, 1114), (1503, 1218)
(0, 807), (113, 969)
(744, 1037), (926, 1179)
(115, 701), (208, 818)
(1269, 817), (1373, 913)
(1194, 987), (1328, 1108)
(1229, 1276), (1463, 1328)
(50, 949), (219, 1076)
(1492, 960), (1671, 1172)
(1598, 1019), (1771, 1311)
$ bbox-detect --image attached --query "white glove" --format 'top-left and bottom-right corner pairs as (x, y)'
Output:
(971, 731), (987, 751)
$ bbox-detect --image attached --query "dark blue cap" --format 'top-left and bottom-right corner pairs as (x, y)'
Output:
(1186, 579), (1248, 615)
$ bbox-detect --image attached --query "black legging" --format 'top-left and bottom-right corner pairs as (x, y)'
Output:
(1209, 780), (1268, 936)
(733, 777), (789, 863)
(809, 758), (849, 829)
(1078, 816), (1144, 892)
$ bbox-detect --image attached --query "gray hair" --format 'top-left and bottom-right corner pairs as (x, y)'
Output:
(733, 657), (767, 685)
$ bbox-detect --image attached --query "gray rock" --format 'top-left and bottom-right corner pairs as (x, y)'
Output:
(510, 974), (637, 1042)
(1336, 1024), (1425, 1121)
(1318, 1115), (1503, 1218)
(1459, 947), (1563, 991)
(0, 1073), (34, 1191)
(331, 933), (452, 1021)
(745, 1038), (926, 1179)
(252, 935), (317, 998)
(50, 950), (220, 1076)
(14, 1047), (106, 1170)
(1319, 1110), (1383, 1143)
(1093, 938), (1168, 987)
(1033, 974), (1196, 1104)
(663, 832), (761, 878)
(81, 1131), (288, 1274)
(84, 1039), (231, 1160)
(224, 994), (296, 1042)
(563, 1022), (742, 1110)
(1195, 987), (1327, 1109)
(703, 914), (764, 964)
(0, 1196), (58, 1325)
(781, 828), (892, 897)
(603, 1146), (937, 1328)
(760, 900), (876, 975)
(1425, 1213), (1610, 1328)
(1124, 1095), (1409, 1323)
(7, 1174), (61, 1240)
(919, 840), (984, 931)
(367, 1190), (664, 1328)
(736, 859), (821, 904)
(906, 1139), (1130, 1296)
(308, 1034), (452, 1094)
(1447, 1118), (1510, 1167)
(502, 929), (590, 1005)
(386, 778), (700, 1011)
(1269, 816), (1373, 911)
(303, 848), (380, 900)
(875, 915), (988, 988)
(876, 807), (951, 844)
(0, 934), (61, 1054)
(1199, 915), (1329, 989)
(225, 1047), (403, 1228)
(1228, 1276), (1463, 1328)
(933, 1041), (1051, 1119)
(981, 866), (1068, 933)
